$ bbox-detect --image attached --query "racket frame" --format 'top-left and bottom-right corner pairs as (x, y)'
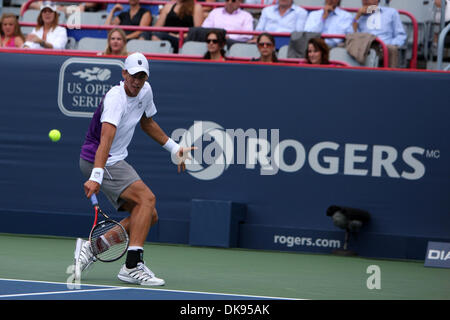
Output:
(88, 194), (129, 262)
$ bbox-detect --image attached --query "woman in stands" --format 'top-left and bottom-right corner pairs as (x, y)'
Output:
(152, 0), (204, 52)
(253, 33), (279, 63)
(105, 0), (151, 41)
(0, 13), (25, 48)
(100, 28), (129, 56)
(203, 29), (226, 61)
(305, 38), (330, 65)
(23, 2), (67, 49)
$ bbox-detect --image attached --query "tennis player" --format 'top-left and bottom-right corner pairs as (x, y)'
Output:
(75, 52), (193, 286)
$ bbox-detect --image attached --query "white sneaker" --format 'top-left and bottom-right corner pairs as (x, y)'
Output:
(117, 262), (165, 286)
(74, 238), (96, 281)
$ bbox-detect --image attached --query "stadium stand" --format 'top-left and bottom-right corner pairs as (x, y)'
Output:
(2, 0), (448, 69)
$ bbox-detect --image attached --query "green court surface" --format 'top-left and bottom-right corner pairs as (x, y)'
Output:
(1, 233), (449, 300)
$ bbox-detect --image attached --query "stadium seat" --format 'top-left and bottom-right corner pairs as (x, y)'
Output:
(226, 43), (260, 58)
(277, 45), (289, 59)
(20, 9), (40, 35)
(329, 47), (379, 67)
(65, 36), (78, 50)
(126, 39), (174, 54)
(179, 41), (208, 56)
(66, 11), (108, 26)
(388, 0), (435, 62)
(77, 37), (107, 52)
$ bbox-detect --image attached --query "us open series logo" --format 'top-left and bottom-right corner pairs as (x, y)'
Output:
(58, 58), (124, 118)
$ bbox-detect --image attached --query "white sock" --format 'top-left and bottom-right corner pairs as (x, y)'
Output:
(128, 246), (144, 251)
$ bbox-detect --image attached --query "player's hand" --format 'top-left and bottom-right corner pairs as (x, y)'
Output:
(84, 180), (100, 198)
(175, 146), (197, 173)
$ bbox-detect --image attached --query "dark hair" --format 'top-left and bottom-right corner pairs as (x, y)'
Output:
(306, 38), (330, 65)
(256, 32), (278, 62)
(203, 29), (226, 60)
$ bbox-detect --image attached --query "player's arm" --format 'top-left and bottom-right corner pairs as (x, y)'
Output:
(140, 116), (196, 172)
(84, 122), (116, 198)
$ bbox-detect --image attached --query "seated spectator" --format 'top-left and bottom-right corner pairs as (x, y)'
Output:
(305, 37), (330, 65)
(203, 29), (227, 61)
(255, 0), (308, 33)
(1, 13), (25, 48)
(23, 2), (67, 50)
(152, 0), (204, 52)
(252, 33), (279, 63)
(201, 0), (254, 45)
(304, 0), (353, 48)
(352, 0), (406, 68)
(99, 28), (129, 56)
(106, 2), (159, 19)
(253, 0), (308, 47)
(105, 0), (152, 41)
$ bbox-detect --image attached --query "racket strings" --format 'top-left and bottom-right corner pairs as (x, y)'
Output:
(90, 221), (128, 262)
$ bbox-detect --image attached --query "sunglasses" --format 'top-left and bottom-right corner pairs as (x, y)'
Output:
(206, 39), (219, 44)
(258, 42), (273, 48)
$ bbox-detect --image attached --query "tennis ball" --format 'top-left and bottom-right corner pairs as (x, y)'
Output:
(49, 129), (61, 142)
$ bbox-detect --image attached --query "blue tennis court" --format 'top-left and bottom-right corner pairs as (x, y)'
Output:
(0, 278), (292, 300)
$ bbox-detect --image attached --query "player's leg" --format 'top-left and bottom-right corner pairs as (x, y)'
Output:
(116, 180), (165, 286)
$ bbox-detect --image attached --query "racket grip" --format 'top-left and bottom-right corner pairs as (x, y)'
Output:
(90, 194), (99, 206)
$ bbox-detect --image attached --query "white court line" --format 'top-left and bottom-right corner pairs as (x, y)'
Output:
(0, 287), (127, 299)
(0, 278), (301, 300)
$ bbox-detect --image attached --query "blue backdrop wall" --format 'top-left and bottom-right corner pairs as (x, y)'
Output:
(0, 52), (449, 260)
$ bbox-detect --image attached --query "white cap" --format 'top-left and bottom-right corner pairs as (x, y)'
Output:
(40, 1), (57, 12)
(124, 52), (149, 77)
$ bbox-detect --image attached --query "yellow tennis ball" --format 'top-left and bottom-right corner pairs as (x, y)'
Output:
(49, 129), (61, 142)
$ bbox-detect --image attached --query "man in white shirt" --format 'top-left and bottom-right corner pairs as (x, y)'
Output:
(202, 0), (254, 43)
(304, 0), (353, 47)
(75, 52), (194, 286)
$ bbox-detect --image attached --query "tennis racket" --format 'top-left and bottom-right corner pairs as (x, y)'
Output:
(89, 194), (129, 262)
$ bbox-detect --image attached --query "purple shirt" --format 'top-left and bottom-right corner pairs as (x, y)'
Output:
(80, 100), (104, 163)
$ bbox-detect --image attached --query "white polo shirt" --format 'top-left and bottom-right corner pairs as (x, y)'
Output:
(101, 81), (157, 166)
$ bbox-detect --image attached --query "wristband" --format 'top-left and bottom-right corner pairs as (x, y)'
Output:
(89, 167), (104, 185)
(163, 138), (181, 155)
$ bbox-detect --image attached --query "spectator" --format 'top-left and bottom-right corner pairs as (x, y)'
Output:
(23, 2), (67, 50)
(105, 0), (152, 41)
(99, 28), (128, 56)
(1, 13), (25, 48)
(253, 32), (279, 63)
(253, 0), (308, 47)
(305, 37), (330, 65)
(352, 0), (406, 67)
(304, 0), (353, 48)
(201, 0), (254, 45)
(435, 0), (450, 26)
(152, 0), (204, 52)
(255, 0), (308, 34)
(105, 2), (159, 20)
(203, 29), (227, 61)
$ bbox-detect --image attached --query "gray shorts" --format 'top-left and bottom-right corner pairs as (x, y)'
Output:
(79, 158), (141, 211)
